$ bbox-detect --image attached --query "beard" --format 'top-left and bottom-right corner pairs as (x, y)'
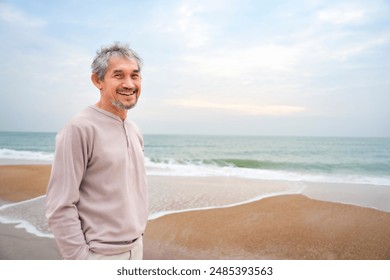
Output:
(111, 98), (138, 110)
(112, 87), (139, 110)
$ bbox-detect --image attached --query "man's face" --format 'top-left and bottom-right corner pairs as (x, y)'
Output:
(98, 56), (142, 111)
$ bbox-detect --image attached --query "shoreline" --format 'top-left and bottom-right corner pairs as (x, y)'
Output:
(1, 164), (389, 212)
(1, 164), (390, 259)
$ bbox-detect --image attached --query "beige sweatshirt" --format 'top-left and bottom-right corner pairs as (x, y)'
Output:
(46, 105), (148, 260)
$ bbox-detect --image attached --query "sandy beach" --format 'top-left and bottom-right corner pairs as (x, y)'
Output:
(0, 164), (390, 260)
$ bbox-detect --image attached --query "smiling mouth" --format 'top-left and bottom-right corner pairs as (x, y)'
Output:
(116, 89), (137, 96)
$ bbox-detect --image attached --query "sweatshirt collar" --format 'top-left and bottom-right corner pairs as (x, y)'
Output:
(90, 105), (126, 123)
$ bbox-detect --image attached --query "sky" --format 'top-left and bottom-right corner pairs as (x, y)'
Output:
(0, 0), (389, 137)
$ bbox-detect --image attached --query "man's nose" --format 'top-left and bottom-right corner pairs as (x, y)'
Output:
(123, 76), (135, 88)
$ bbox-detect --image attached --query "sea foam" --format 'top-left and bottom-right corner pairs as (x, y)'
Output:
(0, 148), (53, 161)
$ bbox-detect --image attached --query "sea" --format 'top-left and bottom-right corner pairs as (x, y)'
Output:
(1, 131), (389, 185)
(0, 131), (390, 238)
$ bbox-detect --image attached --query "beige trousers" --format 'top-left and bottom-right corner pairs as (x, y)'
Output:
(87, 237), (143, 260)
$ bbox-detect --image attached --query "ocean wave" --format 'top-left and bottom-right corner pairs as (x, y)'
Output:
(0, 148), (53, 161)
(0, 196), (53, 238)
(0, 146), (388, 185)
(145, 157), (390, 186)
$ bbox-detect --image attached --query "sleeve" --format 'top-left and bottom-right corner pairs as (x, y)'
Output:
(45, 124), (90, 260)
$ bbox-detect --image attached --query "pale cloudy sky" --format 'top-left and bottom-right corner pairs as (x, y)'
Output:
(0, 0), (389, 136)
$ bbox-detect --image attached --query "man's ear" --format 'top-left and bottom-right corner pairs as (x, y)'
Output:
(91, 73), (103, 90)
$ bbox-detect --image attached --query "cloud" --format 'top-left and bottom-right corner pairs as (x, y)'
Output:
(152, 0), (235, 49)
(169, 99), (307, 116)
(0, 0), (389, 136)
(329, 36), (388, 61)
(179, 43), (301, 81)
(317, 8), (366, 25)
(150, 1), (213, 48)
(315, 1), (389, 26)
(0, 3), (97, 131)
(175, 3), (211, 48)
(0, 3), (46, 27)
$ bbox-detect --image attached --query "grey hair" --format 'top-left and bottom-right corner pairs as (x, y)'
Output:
(91, 42), (143, 81)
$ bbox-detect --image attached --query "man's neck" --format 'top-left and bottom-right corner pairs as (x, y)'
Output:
(95, 101), (127, 121)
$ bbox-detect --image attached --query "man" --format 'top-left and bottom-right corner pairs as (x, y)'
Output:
(46, 42), (148, 260)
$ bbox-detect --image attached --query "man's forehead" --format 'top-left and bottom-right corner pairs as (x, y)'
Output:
(112, 68), (140, 73)
(108, 57), (139, 71)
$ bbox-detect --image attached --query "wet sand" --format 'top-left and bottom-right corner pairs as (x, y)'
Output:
(144, 194), (390, 259)
(1, 165), (390, 259)
(0, 165), (51, 202)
